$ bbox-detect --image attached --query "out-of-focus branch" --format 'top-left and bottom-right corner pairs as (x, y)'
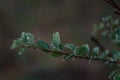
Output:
(91, 36), (106, 51)
(104, 0), (120, 15)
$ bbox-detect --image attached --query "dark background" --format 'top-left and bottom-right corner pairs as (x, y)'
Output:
(0, 0), (119, 80)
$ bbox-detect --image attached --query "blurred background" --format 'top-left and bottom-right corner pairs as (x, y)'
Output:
(0, 0), (119, 80)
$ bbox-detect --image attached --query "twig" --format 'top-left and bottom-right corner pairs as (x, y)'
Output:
(51, 50), (119, 63)
(104, 0), (120, 15)
(91, 36), (106, 51)
(30, 46), (118, 63)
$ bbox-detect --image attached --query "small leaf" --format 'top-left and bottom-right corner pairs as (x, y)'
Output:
(111, 50), (120, 61)
(92, 23), (104, 35)
(102, 15), (112, 22)
(11, 39), (22, 49)
(51, 52), (63, 57)
(51, 32), (63, 51)
(11, 32), (34, 50)
(37, 40), (51, 52)
(109, 70), (117, 79)
(63, 54), (74, 61)
(101, 30), (109, 36)
(109, 70), (120, 80)
(99, 50), (109, 59)
(18, 48), (25, 55)
(82, 44), (90, 53)
(74, 44), (90, 56)
(21, 32), (34, 46)
(92, 47), (99, 58)
(52, 32), (60, 47)
(64, 43), (76, 51)
(114, 75), (120, 80)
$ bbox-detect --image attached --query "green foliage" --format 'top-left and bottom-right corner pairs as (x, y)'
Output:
(74, 44), (90, 56)
(11, 32), (34, 49)
(99, 50), (109, 59)
(109, 69), (120, 80)
(11, 16), (120, 80)
(51, 32), (63, 51)
(18, 48), (26, 55)
(36, 40), (51, 52)
(92, 47), (99, 56)
(111, 50), (120, 61)
(11, 32), (34, 55)
(64, 43), (76, 51)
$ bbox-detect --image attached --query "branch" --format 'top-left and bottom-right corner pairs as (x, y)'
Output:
(31, 46), (117, 63)
(91, 36), (106, 51)
(104, 0), (120, 15)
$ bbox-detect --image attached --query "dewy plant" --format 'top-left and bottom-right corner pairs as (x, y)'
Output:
(11, 0), (120, 80)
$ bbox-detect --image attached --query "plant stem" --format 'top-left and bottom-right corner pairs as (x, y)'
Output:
(31, 46), (118, 63)
(91, 36), (106, 51)
(104, 0), (120, 15)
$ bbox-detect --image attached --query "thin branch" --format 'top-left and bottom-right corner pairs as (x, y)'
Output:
(30, 46), (118, 63)
(91, 36), (106, 51)
(104, 0), (120, 15)
(49, 50), (119, 63)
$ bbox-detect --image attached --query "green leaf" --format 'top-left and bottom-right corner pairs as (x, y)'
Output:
(37, 40), (51, 52)
(92, 23), (104, 35)
(92, 47), (99, 58)
(109, 28), (120, 45)
(11, 32), (34, 50)
(109, 69), (120, 80)
(21, 32), (34, 46)
(18, 48), (25, 55)
(101, 30), (109, 36)
(109, 70), (117, 79)
(64, 43), (76, 51)
(11, 39), (22, 49)
(63, 54), (74, 61)
(52, 32), (60, 47)
(111, 50), (120, 61)
(74, 44), (90, 56)
(99, 50), (109, 59)
(51, 32), (63, 51)
(102, 15), (112, 23)
(51, 52), (63, 57)
(114, 75), (120, 80)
